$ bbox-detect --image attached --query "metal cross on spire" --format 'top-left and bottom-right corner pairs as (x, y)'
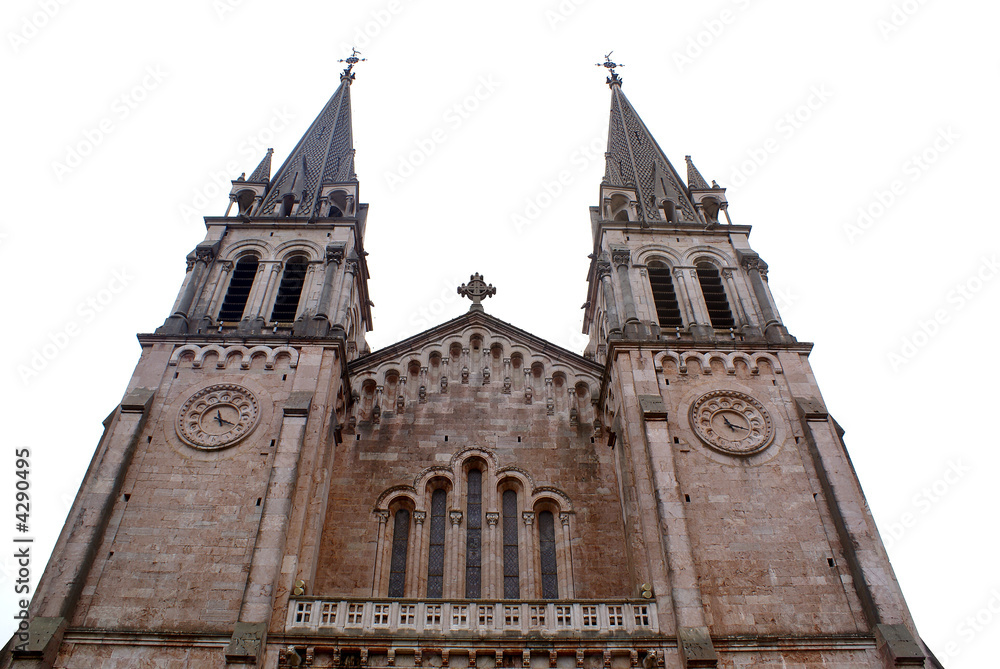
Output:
(458, 273), (496, 312)
(338, 47), (367, 82)
(596, 51), (624, 87)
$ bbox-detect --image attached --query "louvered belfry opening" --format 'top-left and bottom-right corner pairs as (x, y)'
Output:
(465, 469), (483, 599)
(538, 510), (559, 599)
(502, 489), (520, 599)
(387, 509), (410, 598)
(696, 262), (735, 329)
(269, 256), (308, 322)
(426, 489), (447, 598)
(217, 255), (259, 321)
(647, 261), (683, 329)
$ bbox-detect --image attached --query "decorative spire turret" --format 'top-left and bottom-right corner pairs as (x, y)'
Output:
(685, 155), (710, 190)
(248, 148), (273, 184)
(685, 155), (730, 226)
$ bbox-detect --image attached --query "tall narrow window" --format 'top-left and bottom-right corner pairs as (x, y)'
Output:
(502, 489), (520, 599)
(217, 254), (259, 321)
(388, 509), (410, 597)
(696, 262), (735, 328)
(270, 256), (308, 322)
(538, 511), (558, 599)
(647, 261), (683, 328)
(427, 489), (447, 598)
(465, 469), (482, 598)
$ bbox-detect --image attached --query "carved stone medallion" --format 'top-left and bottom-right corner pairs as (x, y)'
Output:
(177, 384), (260, 450)
(690, 390), (773, 456)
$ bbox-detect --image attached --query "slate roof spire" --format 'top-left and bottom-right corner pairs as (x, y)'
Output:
(600, 64), (699, 223)
(256, 57), (360, 217)
(685, 155), (710, 190)
(247, 148), (273, 184)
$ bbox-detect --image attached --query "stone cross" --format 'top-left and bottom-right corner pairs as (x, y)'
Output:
(458, 273), (496, 312)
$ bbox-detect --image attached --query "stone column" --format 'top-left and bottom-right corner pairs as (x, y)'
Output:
(373, 510), (390, 594)
(485, 512), (500, 599)
(610, 248), (638, 326)
(544, 378), (554, 416)
(332, 258), (359, 333)
(448, 510), (464, 598)
(521, 511), (537, 599)
(502, 358), (512, 394)
(202, 260), (232, 324)
(418, 366), (428, 404)
(596, 261), (621, 335)
(558, 512), (574, 599)
(721, 268), (751, 330)
(740, 254), (790, 342)
(309, 244), (345, 335)
(409, 511), (427, 598)
(523, 368), (533, 404)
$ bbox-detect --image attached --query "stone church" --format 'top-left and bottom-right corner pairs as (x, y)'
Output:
(5, 55), (940, 668)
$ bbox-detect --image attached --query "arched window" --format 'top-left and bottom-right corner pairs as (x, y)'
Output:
(647, 260), (683, 329)
(696, 261), (735, 328)
(217, 254), (259, 321)
(538, 511), (558, 599)
(388, 509), (410, 597)
(270, 256), (308, 322)
(465, 469), (483, 598)
(426, 489), (447, 598)
(235, 189), (255, 216)
(502, 489), (520, 599)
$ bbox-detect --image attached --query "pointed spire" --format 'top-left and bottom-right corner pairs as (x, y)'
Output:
(257, 62), (359, 217)
(247, 148), (273, 184)
(602, 83), (698, 222)
(685, 155), (710, 190)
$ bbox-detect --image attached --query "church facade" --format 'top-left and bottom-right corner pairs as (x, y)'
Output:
(5, 57), (939, 668)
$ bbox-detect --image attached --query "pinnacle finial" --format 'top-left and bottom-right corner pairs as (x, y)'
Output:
(596, 51), (623, 88)
(458, 273), (496, 312)
(338, 47), (367, 82)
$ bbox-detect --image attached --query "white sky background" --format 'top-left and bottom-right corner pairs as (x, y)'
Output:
(1, 0), (998, 665)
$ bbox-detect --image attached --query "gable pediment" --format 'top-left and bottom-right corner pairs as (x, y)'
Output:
(348, 311), (604, 409)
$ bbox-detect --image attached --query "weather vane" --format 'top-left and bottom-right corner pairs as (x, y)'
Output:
(596, 51), (623, 87)
(338, 48), (367, 80)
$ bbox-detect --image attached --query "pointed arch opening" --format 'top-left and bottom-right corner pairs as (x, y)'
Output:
(218, 254), (259, 322)
(270, 255), (308, 322)
(235, 189), (256, 216)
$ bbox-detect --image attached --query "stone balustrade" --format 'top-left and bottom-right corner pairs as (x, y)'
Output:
(287, 599), (658, 637)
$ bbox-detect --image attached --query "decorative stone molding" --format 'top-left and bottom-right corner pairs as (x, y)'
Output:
(611, 248), (631, 267)
(169, 344), (299, 370)
(486, 512), (500, 527)
(653, 350), (783, 376)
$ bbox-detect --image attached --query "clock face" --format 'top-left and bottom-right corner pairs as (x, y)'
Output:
(177, 384), (259, 450)
(690, 391), (773, 456)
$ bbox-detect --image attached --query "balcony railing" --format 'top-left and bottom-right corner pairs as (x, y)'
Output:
(287, 599), (658, 637)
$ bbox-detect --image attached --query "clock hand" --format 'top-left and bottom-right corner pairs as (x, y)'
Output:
(722, 416), (748, 431)
(215, 410), (225, 426)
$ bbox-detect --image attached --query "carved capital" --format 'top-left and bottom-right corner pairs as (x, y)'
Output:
(486, 512), (500, 527)
(345, 258), (360, 274)
(195, 246), (216, 264)
(595, 260), (612, 280)
(375, 510), (390, 523)
(559, 512), (571, 527)
(219, 260), (234, 273)
(450, 510), (463, 526)
(522, 511), (535, 526)
(413, 510), (427, 524)
(326, 244), (346, 265)
(721, 268), (734, 279)
(611, 248), (631, 267)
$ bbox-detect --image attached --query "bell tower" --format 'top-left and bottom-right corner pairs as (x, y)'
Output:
(584, 58), (937, 668)
(8, 56), (372, 668)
